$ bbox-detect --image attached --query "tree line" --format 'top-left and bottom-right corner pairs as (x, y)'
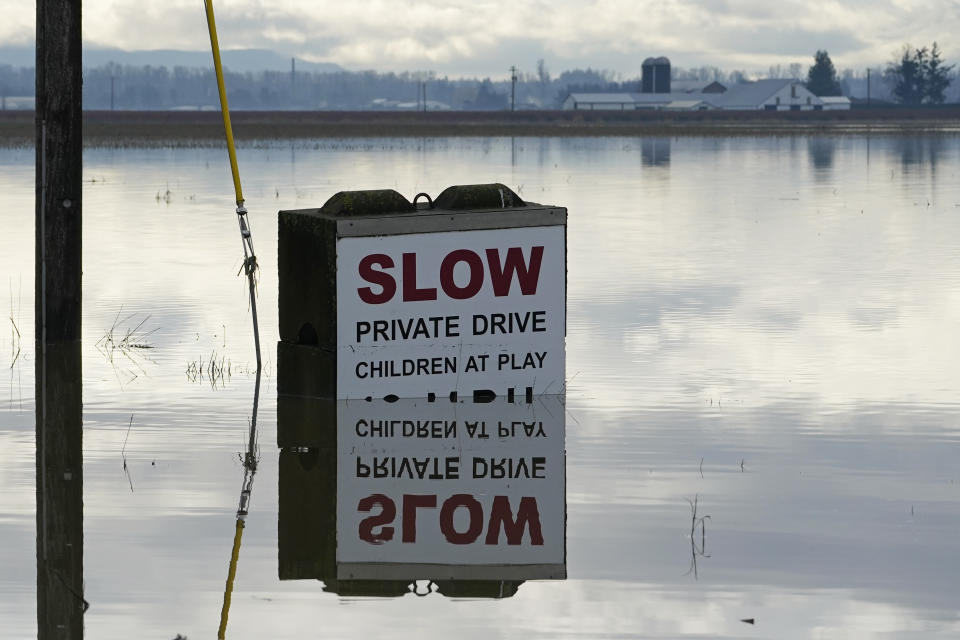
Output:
(1, 61), (622, 110)
(1, 47), (958, 110)
(806, 44), (955, 104)
(0, 61), (833, 110)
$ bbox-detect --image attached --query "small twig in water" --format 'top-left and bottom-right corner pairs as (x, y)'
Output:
(8, 276), (23, 412)
(9, 276), (23, 365)
(121, 414), (134, 492)
(121, 414), (133, 457)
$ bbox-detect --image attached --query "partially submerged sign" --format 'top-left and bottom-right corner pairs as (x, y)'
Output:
(278, 184), (566, 400)
(277, 184), (568, 596)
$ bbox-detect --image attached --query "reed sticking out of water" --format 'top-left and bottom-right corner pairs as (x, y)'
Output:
(121, 414), (134, 493)
(185, 349), (254, 388)
(685, 494), (711, 579)
(8, 276), (23, 411)
(9, 276), (21, 366)
(156, 184), (172, 204)
(97, 308), (158, 351)
(96, 308), (158, 387)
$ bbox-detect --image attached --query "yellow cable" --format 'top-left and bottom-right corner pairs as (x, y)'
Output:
(218, 519), (245, 639)
(204, 0), (244, 206)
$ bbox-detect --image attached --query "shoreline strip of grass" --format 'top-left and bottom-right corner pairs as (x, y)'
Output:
(2, 109), (960, 147)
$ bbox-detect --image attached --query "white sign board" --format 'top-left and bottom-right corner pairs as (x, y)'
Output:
(336, 397), (566, 577)
(336, 226), (565, 400)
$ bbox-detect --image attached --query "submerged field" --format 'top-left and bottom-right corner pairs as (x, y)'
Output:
(3, 134), (960, 638)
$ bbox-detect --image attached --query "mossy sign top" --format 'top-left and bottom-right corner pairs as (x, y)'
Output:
(279, 184), (566, 400)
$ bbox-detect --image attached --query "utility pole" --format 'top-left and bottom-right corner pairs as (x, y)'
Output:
(36, 0), (85, 637)
(510, 65), (517, 111)
(867, 68), (871, 105)
(110, 75), (115, 111)
(422, 81), (427, 112)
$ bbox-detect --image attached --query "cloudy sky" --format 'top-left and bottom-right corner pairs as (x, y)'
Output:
(3, 0), (959, 77)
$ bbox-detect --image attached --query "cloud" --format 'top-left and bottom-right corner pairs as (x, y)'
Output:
(710, 27), (865, 57)
(3, 0), (960, 75)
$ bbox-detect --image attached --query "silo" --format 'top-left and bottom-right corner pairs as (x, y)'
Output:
(652, 56), (671, 93)
(641, 57), (656, 93)
(641, 56), (671, 93)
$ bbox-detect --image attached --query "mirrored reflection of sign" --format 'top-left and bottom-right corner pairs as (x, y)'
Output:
(338, 396), (565, 579)
(277, 392), (567, 596)
(336, 227), (566, 400)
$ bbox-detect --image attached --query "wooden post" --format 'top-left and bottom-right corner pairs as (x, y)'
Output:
(36, 0), (84, 638)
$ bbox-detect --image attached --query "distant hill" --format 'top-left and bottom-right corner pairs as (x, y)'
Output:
(0, 45), (342, 73)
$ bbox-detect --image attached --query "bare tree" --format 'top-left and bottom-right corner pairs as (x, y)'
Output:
(536, 58), (551, 106)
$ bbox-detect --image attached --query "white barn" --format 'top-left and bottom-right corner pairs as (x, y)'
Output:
(820, 96), (852, 111)
(563, 79), (835, 112)
(711, 79), (824, 111)
(561, 93), (647, 110)
(561, 93), (715, 111)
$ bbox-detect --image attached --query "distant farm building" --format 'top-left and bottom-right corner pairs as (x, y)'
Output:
(1, 96), (35, 110)
(819, 96), (852, 110)
(700, 81), (728, 94)
(716, 79), (823, 111)
(562, 93), (715, 111)
(564, 77), (849, 112)
(370, 98), (451, 110)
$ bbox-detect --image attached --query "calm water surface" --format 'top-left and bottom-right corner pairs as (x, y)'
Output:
(1, 135), (960, 639)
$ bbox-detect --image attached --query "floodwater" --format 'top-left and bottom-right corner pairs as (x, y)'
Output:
(2, 134), (960, 639)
